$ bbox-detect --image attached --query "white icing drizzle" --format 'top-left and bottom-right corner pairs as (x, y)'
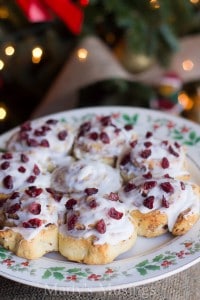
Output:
(119, 176), (200, 231)
(119, 135), (189, 178)
(73, 115), (137, 161)
(51, 159), (122, 195)
(59, 194), (135, 245)
(0, 151), (51, 194)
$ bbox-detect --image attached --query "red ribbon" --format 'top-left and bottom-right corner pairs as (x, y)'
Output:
(16, 0), (85, 35)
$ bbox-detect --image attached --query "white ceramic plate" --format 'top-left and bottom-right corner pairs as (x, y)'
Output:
(1, 106), (200, 292)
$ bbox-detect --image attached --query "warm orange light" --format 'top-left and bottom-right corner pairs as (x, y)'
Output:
(0, 107), (7, 120)
(178, 92), (194, 110)
(77, 48), (88, 62)
(5, 45), (15, 56)
(0, 59), (4, 70)
(32, 47), (43, 64)
(182, 59), (194, 71)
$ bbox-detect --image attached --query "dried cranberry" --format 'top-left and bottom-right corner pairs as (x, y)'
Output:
(107, 192), (119, 201)
(84, 188), (98, 196)
(88, 199), (98, 208)
(180, 181), (185, 190)
(161, 157), (169, 169)
(96, 219), (106, 234)
(100, 132), (110, 144)
(3, 175), (13, 189)
(40, 139), (50, 147)
(58, 130), (68, 141)
(161, 196), (169, 208)
(144, 141), (152, 148)
(7, 203), (21, 214)
(1, 161), (10, 170)
(143, 196), (154, 209)
(2, 153), (13, 159)
(65, 199), (77, 210)
(80, 121), (91, 132)
(174, 142), (180, 148)
(142, 172), (152, 179)
(46, 119), (58, 125)
(168, 145), (179, 157)
(18, 166), (26, 173)
(46, 188), (63, 202)
(21, 153), (29, 163)
(145, 131), (153, 138)
(33, 164), (40, 176)
(23, 218), (42, 228)
(10, 192), (20, 200)
(34, 129), (45, 136)
(143, 181), (157, 190)
(114, 128), (121, 135)
(25, 186), (43, 197)
(89, 132), (98, 140)
(28, 202), (41, 215)
(108, 207), (123, 220)
(27, 175), (36, 183)
(21, 121), (32, 131)
(100, 116), (112, 126)
(129, 140), (137, 148)
(124, 183), (136, 192)
(162, 140), (168, 146)
(67, 214), (78, 230)
(124, 124), (133, 131)
(160, 182), (174, 193)
(140, 149), (151, 159)
(27, 138), (39, 147)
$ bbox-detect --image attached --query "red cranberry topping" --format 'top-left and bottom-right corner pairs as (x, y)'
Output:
(107, 192), (119, 201)
(25, 186), (43, 197)
(114, 128), (121, 135)
(46, 119), (58, 125)
(19, 131), (28, 141)
(140, 149), (151, 159)
(89, 132), (99, 140)
(162, 140), (168, 146)
(120, 153), (131, 166)
(143, 181), (157, 190)
(143, 172), (152, 179)
(108, 207), (123, 220)
(130, 140), (138, 148)
(180, 181), (186, 190)
(80, 121), (91, 132)
(100, 116), (112, 126)
(2, 153), (13, 159)
(65, 199), (77, 210)
(143, 196), (154, 209)
(96, 219), (106, 234)
(40, 139), (50, 147)
(27, 138), (39, 147)
(28, 202), (41, 215)
(21, 153), (29, 163)
(33, 164), (40, 176)
(7, 203), (21, 214)
(146, 131), (153, 138)
(164, 174), (171, 178)
(67, 214), (78, 230)
(84, 188), (98, 196)
(161, 196), (169, 208)
(160, 182), (174, 193)
(124, 124), (133, 131)
(46, 188), (63, 202)
(144, 141), (152, 148)
(34, 129), (46, 136)
(27, 175), (36, 183)
(161, 157), (170, 169)
(3, 175), (13, 189)
(124, 183), (136, 193)
(88, 199), (98, 208)
(174, 142), (180, 148)
(168, 145), (179, 157)
(100, 132), (110, 144)
(18, 166), (26, 173)
(1, 161), (10, 170)
(23, 218), (42, 228)
(21, 121), (32, 131)
(10, 192), (20, 200)
(42, 125), (51, 132)
(58, 130), (68, 141)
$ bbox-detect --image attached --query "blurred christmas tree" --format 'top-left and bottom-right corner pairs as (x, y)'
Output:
(0, 0), (200, 133)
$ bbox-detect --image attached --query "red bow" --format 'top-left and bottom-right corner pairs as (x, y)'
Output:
(16, 0), (86, 35)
